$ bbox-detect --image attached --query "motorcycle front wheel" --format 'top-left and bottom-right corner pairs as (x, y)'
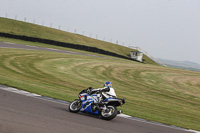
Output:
(69, 100), (82, 113)
(100, 105), (118, 120)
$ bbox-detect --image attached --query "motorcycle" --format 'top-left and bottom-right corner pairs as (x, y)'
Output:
(69, 87), (125, 120)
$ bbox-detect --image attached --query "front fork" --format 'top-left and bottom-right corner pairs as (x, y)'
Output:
(75, 99), (82, 108)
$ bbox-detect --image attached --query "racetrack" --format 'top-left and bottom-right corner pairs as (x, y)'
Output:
(0, 41), (113, 59)
(0, 86), (192, 133)
(1, 41), (198, 133)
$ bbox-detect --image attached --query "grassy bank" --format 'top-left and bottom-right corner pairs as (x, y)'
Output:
(0, 48), (199, 130)
(0, 17), (157, 65)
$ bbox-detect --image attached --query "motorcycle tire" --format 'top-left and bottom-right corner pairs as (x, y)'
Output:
(100, 105), (118, 120)
(69, 100), (82, 113)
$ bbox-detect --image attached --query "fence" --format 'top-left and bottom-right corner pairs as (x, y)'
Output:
(0, 32), (140, 62)
(1, 13), (126, 46)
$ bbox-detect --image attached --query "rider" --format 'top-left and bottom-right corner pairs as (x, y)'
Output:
(88, 81), (117, 103)
(102, 81), (117, 98)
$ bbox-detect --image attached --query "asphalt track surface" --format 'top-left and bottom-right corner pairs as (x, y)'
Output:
(0, 42), (197, 133)
(0, 42), (113, 59)
(0, 87), (192, 133)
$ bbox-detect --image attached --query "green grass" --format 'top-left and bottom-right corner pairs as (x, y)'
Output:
(0, 17), (157, 65)
(0, 48), (200, 130)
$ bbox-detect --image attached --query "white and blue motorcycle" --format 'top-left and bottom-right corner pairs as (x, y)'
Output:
(69, 87), (125, 120)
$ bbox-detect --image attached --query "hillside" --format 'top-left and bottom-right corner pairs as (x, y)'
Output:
(158, 58), (200, 72)
(158, 58), (200, 69)
(0, 17), (157, 65)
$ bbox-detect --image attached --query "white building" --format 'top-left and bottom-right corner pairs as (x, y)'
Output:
(130, 51), (143, 62)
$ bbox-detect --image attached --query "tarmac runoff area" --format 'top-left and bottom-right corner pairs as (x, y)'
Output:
(0, 42), (114, 59)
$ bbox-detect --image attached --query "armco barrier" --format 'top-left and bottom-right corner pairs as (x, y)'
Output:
(0, 32), (139, 62)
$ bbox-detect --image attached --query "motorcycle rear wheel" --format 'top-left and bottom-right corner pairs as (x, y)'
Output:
(69, 100), (82, 113)
(100, 105), (118, 120)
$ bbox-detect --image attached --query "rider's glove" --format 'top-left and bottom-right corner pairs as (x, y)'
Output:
(86, 87), (93, 95)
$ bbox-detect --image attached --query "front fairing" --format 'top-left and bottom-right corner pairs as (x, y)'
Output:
(79, 93), (99, 115)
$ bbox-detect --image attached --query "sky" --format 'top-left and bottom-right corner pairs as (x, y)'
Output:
(0, 0), (200, 64)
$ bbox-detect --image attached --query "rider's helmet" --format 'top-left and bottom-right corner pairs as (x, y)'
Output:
(103, 81), (117, 97)
(104, 81), (112, 88)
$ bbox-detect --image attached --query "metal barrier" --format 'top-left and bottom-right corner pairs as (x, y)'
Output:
(0, 32), (138, 62)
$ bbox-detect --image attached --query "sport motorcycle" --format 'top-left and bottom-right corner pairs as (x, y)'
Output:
(69, 87), (125, 120)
